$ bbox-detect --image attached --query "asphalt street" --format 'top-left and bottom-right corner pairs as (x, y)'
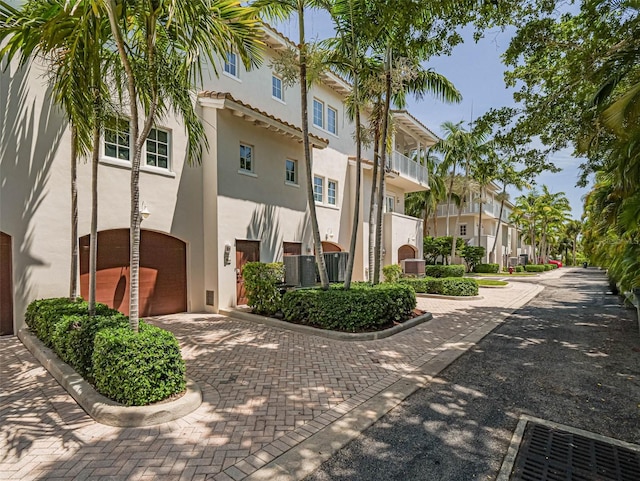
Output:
(305, 269), (640, 481)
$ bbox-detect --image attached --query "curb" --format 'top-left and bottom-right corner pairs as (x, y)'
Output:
(219, 309), (433, 341)
(18, 329), (202, 427)
(417, 293), (484, 300)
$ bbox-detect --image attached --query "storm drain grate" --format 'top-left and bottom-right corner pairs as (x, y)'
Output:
(510, 422), (640, 481)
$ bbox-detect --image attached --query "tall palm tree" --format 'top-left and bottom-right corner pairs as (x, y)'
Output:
(472, 146), (497, 257)
(405, 149), (446, 237)
(437, 120), (468, 237)
(254, 0), (332, 289)
(535, 186), (571, 263)
(0, 0), (112, 310)
(105, 0), (263, 330)
(565, 219), (582, 266)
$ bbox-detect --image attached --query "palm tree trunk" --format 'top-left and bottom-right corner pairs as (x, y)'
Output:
(573, 235), (577, 266)
(478, 190), (484, 262)
(445, 165), (456, 236)
(297, 6), (329, 289)
(368, 103), (381, 282)
(451, 156), (470, 261)
(490, 185), (507, 261)
(432, 210), (438, 237)
(88, 114), (100, 316)
(345, 105), (361, 289)
(69, 125), (78, 301)
(373, 49), (392, 284)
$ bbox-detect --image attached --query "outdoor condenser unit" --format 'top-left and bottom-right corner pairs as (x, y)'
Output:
(284, 255), (317, 287)
(323, 252), (349, 283)
(401, 258), (425, 276)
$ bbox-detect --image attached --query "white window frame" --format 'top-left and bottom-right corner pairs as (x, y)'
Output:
(327, 179), (337, 205)
(327, 106), (337, 135)
(272, 74), (284, 102)
(224, 51), (238, 78)
(384, 195), (395, 213)
(313, 98), (324, 128)
(103, 118), (172, 172)
(313, 175), (324, 203)
(239, 143), (254, 173)
(285, 159), (297, 185)
(460, 224), (467, 236)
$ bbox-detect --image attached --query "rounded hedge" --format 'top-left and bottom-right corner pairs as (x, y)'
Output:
(424, 264), (465, 278)
(281, 283), (416, 332)
(400, 277), (479, 296)
(473, 263), (500, 274)
(92, 322), (186, 406)
(524, 264), (546, 272)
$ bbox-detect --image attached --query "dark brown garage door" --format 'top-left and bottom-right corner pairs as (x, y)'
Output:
(80, 229), (187, 317)
(0, 232), (13, 335)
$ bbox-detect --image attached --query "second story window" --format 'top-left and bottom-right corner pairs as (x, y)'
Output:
(313, 99), (324, 128)
(240, 143), (253, 173)
(146, 128), (170, 169)
(327, 180), (337, 205)
(104, 119), (130, 160)
(313, 176), (323, 202)
(285, 159), (297, 184)
(104, 118), (171, 171)
(460, 224), (467, 236)
(224, 52), (238, 77)
(384, 195), (395, 213)
(272, 75), (283, 101)
(327, 106), (337, 134)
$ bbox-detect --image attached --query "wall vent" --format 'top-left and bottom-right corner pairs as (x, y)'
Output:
(206, 290), (214, 306)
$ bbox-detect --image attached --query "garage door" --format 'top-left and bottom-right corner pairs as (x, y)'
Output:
(80, 229), (186, 317)
(0, 232), (13, 335)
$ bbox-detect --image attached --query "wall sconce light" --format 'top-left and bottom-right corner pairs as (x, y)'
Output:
(140, 202), (151, 221)
(408, 235), (416, 243)
(325, 228), (334, 240)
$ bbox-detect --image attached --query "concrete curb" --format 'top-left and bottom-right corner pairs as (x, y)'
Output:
(219, 309), (433, 341)
(18, 329), (202, 427)
(417, 293), (484, 300)
(243, 283), (545, 481)
(478, 284), (512, 289)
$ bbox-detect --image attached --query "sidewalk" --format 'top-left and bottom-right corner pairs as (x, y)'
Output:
(0, 273), (554, 481)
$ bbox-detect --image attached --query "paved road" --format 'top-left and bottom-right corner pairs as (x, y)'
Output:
(305, 269), (640, 481)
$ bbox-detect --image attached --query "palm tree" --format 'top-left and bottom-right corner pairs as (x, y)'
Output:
(472, 146), (497, 258)
(437, 121), (468, 237)
(535, 186), (571, 264)
(105, 0), (263, 330)
(0, 0), (112, 310)
(405, 149), (446, 237)
(254, 0), (332, 289)
(565, 219), (582, 266)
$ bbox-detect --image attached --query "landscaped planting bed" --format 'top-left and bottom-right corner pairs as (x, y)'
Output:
(400, 277), (479, 296)
(424, 264), (465, 278)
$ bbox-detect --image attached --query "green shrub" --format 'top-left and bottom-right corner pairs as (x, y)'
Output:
(474, 263), (500, 273)
(383, 264), (402, 283)
(544, 264), (554, 271)
(51, 313), (128, 382)
(516, 265), (524, 273)
(400, 277), (479, 296)
(243, 262), (285, 315)
(424, 264), (465, 278)
(461, 246), (486, 272)
(281, 283), (416, 332)
(524, 264), (546, 272)
(547, 263), (558, 269)
(25, 298), (114, 347)
(92, 322), (186, 406)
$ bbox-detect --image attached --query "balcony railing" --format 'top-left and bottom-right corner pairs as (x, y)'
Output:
(387, 151), (428, 186)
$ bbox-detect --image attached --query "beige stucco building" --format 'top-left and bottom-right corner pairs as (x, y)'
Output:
(0, 26), (436, 335)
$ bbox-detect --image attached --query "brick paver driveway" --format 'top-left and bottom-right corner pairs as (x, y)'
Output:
(1, 274), (550, 480)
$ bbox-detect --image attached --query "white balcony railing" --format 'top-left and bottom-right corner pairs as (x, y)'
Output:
(387, 151), (428, 186)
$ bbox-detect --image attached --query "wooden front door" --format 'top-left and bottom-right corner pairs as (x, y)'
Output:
(0, 232), (13, 335)
(236, 240), (260, 306)
(398, 244), (417, 263)
(80, 229), (187, 317)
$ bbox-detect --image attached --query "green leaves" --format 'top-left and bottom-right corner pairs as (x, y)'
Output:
(243, 262), (285, 315)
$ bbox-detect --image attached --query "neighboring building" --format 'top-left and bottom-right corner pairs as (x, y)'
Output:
(433, 183), (534, 268)
(0, 26), (434, 335)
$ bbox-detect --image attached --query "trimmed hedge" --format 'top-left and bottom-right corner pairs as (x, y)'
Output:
(51, 313), (128, 382)
(516, 265), (524, 273)
(546, 263), (557, 270)
(524, 264), (546, 272)
(400, 277), (479, 296)
(243, 262), (285, 315)
(92, 322), (186, 406)
(281, 283), (416, 332)
(474, 263), (500, 274)
(424, 264), (465, 278)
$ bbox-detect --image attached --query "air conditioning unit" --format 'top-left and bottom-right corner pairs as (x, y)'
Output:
(401, 259), (425, 276)
(284, 255), (317, 287)
(323, 252), (349, 283)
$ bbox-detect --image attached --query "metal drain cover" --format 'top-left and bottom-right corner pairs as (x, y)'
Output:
(507, 419), (640, 481)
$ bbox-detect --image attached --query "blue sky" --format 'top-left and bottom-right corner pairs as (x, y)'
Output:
(276, 10), (591, 220)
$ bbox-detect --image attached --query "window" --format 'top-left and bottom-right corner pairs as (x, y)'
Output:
(313, 99), (324, 128)
(104, 120), (130, 161)
(240, 144), (253, 172)
(385, 195), (395, 213)
(224, 52), (238, 77)
(313, 176), (323, 202)
(272, 75), (283, 101)
(460, 224), (467, 236)
(146, 128), (169, 169)
(104, 119), (171, 170)
(285, 159), (297, 184)
(327, 106), (337, 134)
(327, 180), (337, 205)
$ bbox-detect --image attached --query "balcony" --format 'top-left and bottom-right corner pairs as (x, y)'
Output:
(385, 151), (429, 192)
